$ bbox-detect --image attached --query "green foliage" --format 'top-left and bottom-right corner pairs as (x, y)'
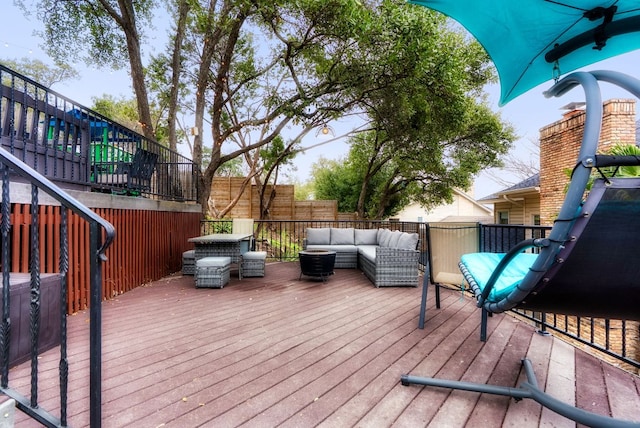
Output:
(16, 0), (514, 220)
(602, 143), (640, 177)
(0, 57), (80, 88)
(17, 0), (155, 69)
(267, 229), (301, 261)
(312, 157), (361, 212)
(91, 95), (139, 125)
(202, 220), (232, 232)
(216, 157), (244, 176)
(310, 1), (515, 219)
(259, 135), (297, 177)
(564, 143), (640, 194)
(294, 180), (315, 201)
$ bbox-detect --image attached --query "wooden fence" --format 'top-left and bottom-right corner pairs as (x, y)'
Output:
(4, 202), (200, 314)
(211, 177), (337, 220)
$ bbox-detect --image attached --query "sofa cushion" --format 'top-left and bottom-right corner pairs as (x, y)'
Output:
(387, 230), (403, 248)
(378, 229), (393, 247)
(306, 228), (330, 245)
(354, 229), (378, 245)
(357, 245), (377, 262)
(330, 227), (355, 245)
(397, 232), (419, 250)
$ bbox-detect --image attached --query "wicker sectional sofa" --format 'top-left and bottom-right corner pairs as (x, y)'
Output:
(303, 227), (420, 287)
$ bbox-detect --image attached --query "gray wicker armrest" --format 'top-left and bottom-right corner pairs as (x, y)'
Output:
(376, 247), (420, 265)
(374, 247), (420, 287)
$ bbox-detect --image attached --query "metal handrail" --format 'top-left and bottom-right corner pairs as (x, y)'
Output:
(1, 147), (115, 427)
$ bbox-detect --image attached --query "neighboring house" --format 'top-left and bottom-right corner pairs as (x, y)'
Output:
(480, 98), (638, 226)
(479, 173), (541, 225)
(393, 188), (494, 223)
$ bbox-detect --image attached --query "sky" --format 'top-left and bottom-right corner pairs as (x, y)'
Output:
(3, 4), (640, 199)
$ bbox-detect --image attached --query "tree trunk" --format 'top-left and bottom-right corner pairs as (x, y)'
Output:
(167, 0), (190, 152)
(116, 0), (154, 139)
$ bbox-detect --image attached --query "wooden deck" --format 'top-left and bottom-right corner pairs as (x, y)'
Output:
(7, 262), (640, 427)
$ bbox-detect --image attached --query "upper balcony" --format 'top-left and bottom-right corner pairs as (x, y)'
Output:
(1, 64), (198, 203)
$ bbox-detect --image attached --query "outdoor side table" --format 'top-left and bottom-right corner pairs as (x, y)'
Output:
(298, 250), (336, 282)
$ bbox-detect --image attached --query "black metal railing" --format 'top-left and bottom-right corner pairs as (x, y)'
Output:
(200, 219), (639, 372)
(0, 64), (198, 202)
(479, 224), (638, 372)
(1, 148), (115, 426)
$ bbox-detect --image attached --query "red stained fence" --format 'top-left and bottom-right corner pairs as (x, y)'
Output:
(5, 203), (200, 314)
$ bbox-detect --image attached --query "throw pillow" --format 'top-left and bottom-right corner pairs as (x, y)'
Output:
(378, 229), (393, 247)
(387, 230), (403, 248)
(397, 232), (419, 250)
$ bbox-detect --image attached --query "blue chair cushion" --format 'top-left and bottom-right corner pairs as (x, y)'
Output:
(460, 252), (539, 302)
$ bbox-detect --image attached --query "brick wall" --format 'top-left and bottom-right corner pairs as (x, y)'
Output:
(539, 99), (639, 373)
(539, 99), (637, 225)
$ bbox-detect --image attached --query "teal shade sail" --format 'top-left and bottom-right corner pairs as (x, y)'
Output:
(408, 1), (640, 105)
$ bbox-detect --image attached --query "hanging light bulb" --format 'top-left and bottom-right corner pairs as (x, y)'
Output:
(315, 123), (335, 137)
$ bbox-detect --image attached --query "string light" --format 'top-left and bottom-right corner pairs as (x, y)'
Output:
(1, 39), (39, 56)
(315, 123), (335, 137)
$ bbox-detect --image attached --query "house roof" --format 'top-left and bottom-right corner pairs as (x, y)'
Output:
(453, 188), (493, 214)
(479, 173), (540, 202)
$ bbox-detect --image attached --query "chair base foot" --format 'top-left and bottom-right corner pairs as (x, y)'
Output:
(401, 358), (638, 427)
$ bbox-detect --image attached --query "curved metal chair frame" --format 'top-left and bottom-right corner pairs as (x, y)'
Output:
(402, 70), (640, 428)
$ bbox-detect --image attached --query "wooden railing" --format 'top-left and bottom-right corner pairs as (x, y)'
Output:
(5, 200), (200, 313)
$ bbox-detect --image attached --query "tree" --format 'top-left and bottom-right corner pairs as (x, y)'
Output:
(294, 180), (314, 201)
(17, 0), (158, 139)
(313, 99), (515, 219)
(484, 137), (540, 188)
(18, 0), (514, 221)
(180, 0), (378, 217)
(312, 158), (351, 211)
(312, 2), (516, 219)
(178, 0), (513, 218)
(0, 57), (79, 88)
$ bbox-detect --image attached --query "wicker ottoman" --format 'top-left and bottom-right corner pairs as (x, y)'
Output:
(182, 250), (196, 275)
(241, 251), (267, 278)
(195, 257), (231, 288)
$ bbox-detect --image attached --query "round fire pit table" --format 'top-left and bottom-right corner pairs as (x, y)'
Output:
(298, 250), (337, 282)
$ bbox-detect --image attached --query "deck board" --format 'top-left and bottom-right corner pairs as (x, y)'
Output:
(6, 262), (640, 427)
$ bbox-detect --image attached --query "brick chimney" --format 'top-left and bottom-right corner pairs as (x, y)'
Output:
(539, 99), (637, 226)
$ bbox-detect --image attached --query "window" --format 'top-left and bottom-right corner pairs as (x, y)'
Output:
(532, 214), (542, 239)
(498, 211), (509, 224)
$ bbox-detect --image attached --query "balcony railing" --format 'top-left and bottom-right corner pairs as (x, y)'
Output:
(200, 219), (639, 373)
(0, 64), (198, 202)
